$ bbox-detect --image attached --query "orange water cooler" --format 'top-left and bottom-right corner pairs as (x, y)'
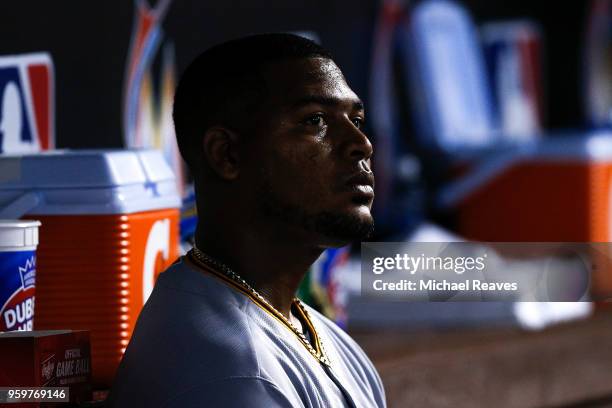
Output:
(439, 131), (612, 297)
(0, 149), (181, 387)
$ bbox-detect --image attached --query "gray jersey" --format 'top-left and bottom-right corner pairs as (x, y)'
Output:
(107, 257), (386, 408)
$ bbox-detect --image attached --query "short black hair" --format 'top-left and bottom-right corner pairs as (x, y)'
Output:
(173, 33), (333, 173)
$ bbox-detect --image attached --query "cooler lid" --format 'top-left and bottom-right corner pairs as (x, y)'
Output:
(0, 149), (181, 216)
(0, 149), (174, 188)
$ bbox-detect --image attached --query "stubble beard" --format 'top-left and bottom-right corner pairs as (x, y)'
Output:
(257, 178), (375, 244)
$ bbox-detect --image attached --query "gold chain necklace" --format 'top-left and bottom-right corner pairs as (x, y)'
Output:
(189, 247), (331, 367)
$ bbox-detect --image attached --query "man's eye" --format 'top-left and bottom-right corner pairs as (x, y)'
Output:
(352, 117), (365, 129)
(305, 114), (325, 126)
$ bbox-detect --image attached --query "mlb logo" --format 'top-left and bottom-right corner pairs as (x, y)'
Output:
(0, 53), (54, 154)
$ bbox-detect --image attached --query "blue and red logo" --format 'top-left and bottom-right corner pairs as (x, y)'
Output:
(0, 252), (36, 331)
(0, 53), (54, 154)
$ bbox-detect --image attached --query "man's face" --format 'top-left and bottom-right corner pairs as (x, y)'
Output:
(244, 57), (374, 246)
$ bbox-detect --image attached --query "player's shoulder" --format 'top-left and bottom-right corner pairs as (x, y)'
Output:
(108, 258), (264, 405)
(132, 256), (261, 366)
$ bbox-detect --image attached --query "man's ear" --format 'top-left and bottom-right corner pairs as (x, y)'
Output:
(201, 126), (241, 181)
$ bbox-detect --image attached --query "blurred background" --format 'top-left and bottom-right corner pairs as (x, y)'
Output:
(1, 0), (612, 406)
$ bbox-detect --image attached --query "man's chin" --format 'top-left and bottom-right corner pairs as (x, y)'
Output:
(308, 210), (375, 245)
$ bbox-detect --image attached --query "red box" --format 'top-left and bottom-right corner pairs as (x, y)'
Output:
(0, 330), (92, 406)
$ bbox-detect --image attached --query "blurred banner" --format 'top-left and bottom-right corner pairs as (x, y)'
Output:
(482, 20), (544, 142)
(123, 0), (185, 197)
(369, 0), (425, 238)
(405, 0), (497, 152)
(0, 53), (54, 155)
(584, 0), (612, 127)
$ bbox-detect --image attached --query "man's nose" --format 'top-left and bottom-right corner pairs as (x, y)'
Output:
(340, 118), (373, 163)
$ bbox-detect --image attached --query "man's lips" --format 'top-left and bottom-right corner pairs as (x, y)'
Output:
(345, 172), (375, 189)
(343, 172), (375, 200)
